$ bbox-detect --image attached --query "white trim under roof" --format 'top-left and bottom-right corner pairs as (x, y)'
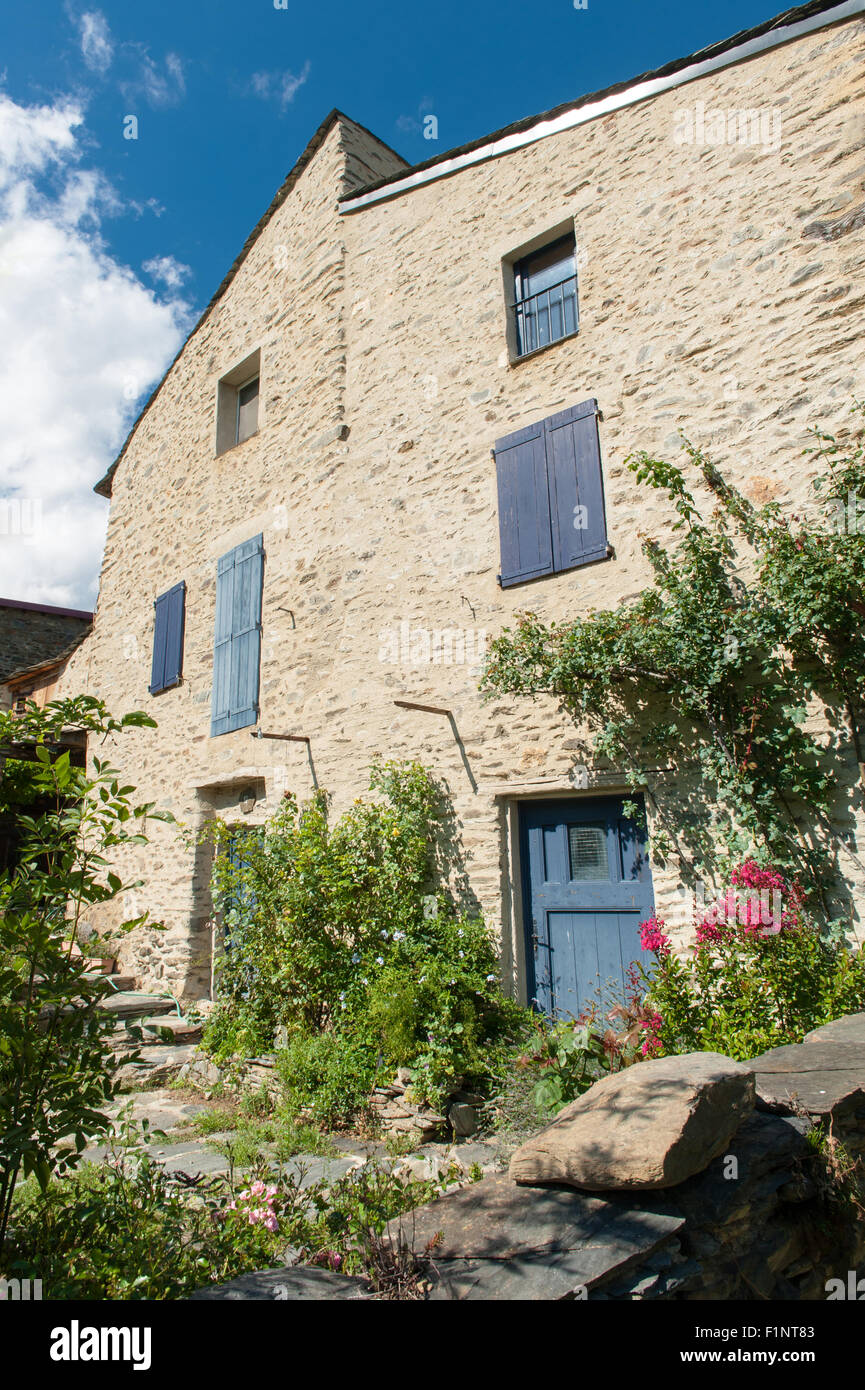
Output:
(339, 0), (864, 213)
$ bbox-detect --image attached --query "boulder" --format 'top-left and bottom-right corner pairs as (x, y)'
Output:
(750, 1037), (865, 1140)
(189, 1267), (373, 1300)
(510, 1052), (755, 1191)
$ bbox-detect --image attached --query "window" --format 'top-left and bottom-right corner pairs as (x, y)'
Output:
(568, 823), (609, 881)
(149, 581), (186, 695)
(211, 534), (264, 736)
(216, 350), (261, 454)
(512, 233), (578, 358)
(492, 398), (608, 587)
(236, 376), (259, 445)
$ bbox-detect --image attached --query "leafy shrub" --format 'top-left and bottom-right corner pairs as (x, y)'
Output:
(0, 697), (168, 1250)
(361, 908), (528, 1110)
(205, 761), (533, 1118)
(640, 861), (865, 1060)
(276, 1033), (379, 1130)
(206, 761), (438, 1040)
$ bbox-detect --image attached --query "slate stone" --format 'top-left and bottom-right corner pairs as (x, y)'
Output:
(750, 1035), (865, 1121)
(510, 1052), (755, 1190)
(279, 1156), (362, 1188)
(160, 1148), (230, 1177)
(749, 1041), (865, 1073)
(385, 1172), (683, 1300)
(754, 1069), (865, 1120)
(189, 1267), (373, 1300)
(803, 1013), (865, 1046)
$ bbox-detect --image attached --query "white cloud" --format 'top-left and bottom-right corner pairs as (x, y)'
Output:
(77, 10), (114, 75)
(251, 62), (311, 109)
(143, 254), (191, 290)
(0, 94), (191, 609)
(123, 49), (186, 109)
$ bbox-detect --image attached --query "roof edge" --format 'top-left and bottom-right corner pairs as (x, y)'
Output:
(94, 109), (409, 500)
(339, 0), (865, 212)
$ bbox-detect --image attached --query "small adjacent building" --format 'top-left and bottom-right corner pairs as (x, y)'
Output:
(0, 598), (92, 713)
(63, 0), (865, 1006)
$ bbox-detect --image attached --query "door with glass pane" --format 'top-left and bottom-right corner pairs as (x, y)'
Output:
(520, 797), (655, 1020)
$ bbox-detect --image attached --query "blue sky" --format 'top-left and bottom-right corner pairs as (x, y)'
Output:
(0, 0), (801, 606)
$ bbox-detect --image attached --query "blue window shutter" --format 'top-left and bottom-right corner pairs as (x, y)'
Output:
(211, 534), (264, 736)
(149, 581), (185, 694)
(493, 421), (554, 587)
(545, 399), (608, 571)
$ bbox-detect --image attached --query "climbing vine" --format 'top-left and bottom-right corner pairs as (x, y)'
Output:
(480, 404), (865, 914)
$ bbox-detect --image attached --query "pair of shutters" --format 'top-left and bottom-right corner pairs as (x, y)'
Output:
(494, 398), (607, 588)
(149, 582), (186, 694)
(211, 533), (265, 736)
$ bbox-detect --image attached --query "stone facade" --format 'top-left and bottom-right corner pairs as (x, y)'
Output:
(62, 7), (865, 999)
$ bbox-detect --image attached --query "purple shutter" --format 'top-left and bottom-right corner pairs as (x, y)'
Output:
(545, 399), (608, 571)
(149, 581), (185, 694)
(493, 420), (554, 587)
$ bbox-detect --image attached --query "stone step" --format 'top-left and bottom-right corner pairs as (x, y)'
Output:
(90, 973), (137, 992)
(98, 992), (177, 1021)
(133, 1015), (203, 1044)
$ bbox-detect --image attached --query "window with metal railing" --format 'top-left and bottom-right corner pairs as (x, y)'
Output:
(512, 234), (578, 358)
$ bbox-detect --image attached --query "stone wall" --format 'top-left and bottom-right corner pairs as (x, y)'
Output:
(384, 1012), (865, 1301)
(0, 600), (91, 701)
(62, 13), (865, 998)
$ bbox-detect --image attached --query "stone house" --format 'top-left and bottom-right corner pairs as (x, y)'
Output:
(63, 0), (865, 1008)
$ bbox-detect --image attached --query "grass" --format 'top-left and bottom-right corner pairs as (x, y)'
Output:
(207, 1112), (337, 1168)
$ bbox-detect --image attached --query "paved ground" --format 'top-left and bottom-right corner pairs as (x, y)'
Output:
(79, 1086), (503, 1188)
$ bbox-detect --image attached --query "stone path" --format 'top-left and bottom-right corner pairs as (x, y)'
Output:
(81, 1084), (503, 1189)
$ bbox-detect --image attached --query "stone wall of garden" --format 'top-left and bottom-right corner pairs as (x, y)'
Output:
(193, 1011), (865, 1301)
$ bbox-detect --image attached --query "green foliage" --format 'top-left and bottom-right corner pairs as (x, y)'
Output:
(206, 760), (439, 1038)
(276, 1032), (379, 1130)
(4, 1119), (458, 1297)
(205, 761), (532, 1117)
(0, 697), (169, 1251)
(480, 406), (865, 901)
(362, 908), (528, 1110)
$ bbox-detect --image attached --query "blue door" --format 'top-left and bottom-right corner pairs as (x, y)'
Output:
(520, 797), (655, 1020)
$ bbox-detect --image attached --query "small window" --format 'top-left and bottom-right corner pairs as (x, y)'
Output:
(568, 823), (609, 881)
(236, 376), (259, 445)
(216, 350), (261, 455)
(513, 234), (578, 358)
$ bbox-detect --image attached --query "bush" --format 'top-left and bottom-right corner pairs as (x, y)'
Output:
(205, 762), (533, 1118)
(276, 1033), (379, 1130)
(0, 697), (168, 1251)
(640, 861), (865, 1060)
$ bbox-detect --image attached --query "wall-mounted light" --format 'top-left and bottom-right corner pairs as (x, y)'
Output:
(239, 787), (256, 815)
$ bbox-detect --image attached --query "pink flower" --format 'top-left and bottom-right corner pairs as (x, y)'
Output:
(639, 916), (670, 954)
(639, 1013), (664, 1057)
(250, 1180), (267, 1197)
(263, 1213), (278, 1233)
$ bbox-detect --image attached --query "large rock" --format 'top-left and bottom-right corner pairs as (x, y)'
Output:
(510, 1053), (755, 1191)
(383, 1172), (683, 1300)
(750, 1035), (865, 1138)
(189, 1267), (373, 1300)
